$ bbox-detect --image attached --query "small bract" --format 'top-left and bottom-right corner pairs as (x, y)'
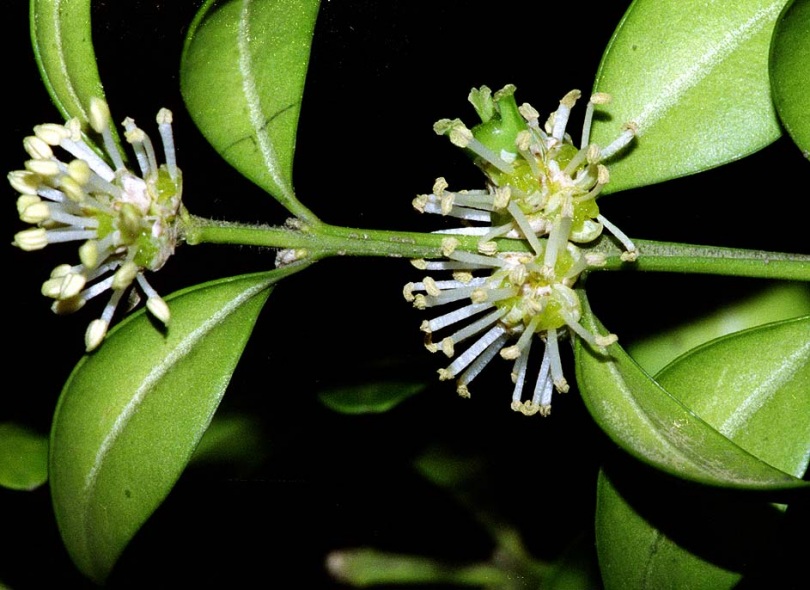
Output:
(11, 98), (183, 351)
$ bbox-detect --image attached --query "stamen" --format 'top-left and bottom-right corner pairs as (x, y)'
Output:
(123, 119), (151, 177)
(423, 302), (494, 333)
(597, 214), (638, 261)
(448, 250), (508, 268)
(510, 344), (531, 407)
(563, 147), (589, 177)
(600, 122), (638, 160)
(444, 307), (509, 348)
(138, 274), (170, 325)
(156, 108), (178, 180)
(457, 329), (511, 388)
(46, 208), (100, 229)
(580, 93), (611, 148)
(546, 329), (569, 393)
(434, 119), (514, 173)
(552, 90), (581, 142)
(531, 350), (553, 415)
(442, 324), (507, 380)
(421, 199), (492, 222)
(81, 275), (116, 301)
(9, 171), (40, 195)
(543, 216), (573, 271)
(507, 201), (546, 256)
(24, 136), (53, 160)
(43, 228), (97, 244)
(481, 222), (519, 244)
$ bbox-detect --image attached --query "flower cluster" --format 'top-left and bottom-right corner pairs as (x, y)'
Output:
(407, 85), (636, 415)
(11, 98), (183, 351)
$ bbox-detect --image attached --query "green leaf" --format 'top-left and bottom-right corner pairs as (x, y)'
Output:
(181, 0), (320, 220)
(770, 0), (810, 156)
(629, 283), (810, 375)
(49, 269), (299, 583)
(0, 423), (48, 491)
(574, 291), (808, 490)
(592, 0), (787, 194)
(597, 467), (753, 590)
(30, 0), (106, 126)
(596, 317), (810, 589)
(318, 380), (427, 414)
(655, 316), (810, 478)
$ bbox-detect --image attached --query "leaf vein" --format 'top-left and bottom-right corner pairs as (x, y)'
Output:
(634, 2), (782, 133)
(719, 337), (810, 436)
(52, 0), (87, 120)
(238, 0), (290, 199)
(83, 280), (270, 496)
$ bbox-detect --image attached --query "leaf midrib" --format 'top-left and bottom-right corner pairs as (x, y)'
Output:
(237, 0), (291, 200)
(631, 1), (783, 135)
(80, 279), (271, 557)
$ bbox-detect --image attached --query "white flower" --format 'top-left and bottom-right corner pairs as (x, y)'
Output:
(405, 238), (615, 416)
(11, 98), (182, 351)
(408, 86), (634, 415)
(416, 85), (638, 263)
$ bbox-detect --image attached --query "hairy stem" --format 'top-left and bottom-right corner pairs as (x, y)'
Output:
(591, 235), (810, 281)
(182, 215), (810, 282)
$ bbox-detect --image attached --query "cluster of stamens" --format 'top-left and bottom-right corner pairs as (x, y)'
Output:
(11, 98), (183, 351)
(407, 85), (637, 415)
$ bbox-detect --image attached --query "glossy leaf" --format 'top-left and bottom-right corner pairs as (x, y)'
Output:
(598, 467), (755, 590)
(574, 291), (808, 490)
(181, 0), (320, 218)
(629, 283), (810, 375)
(656, 316), (810, 478)
(318, 380), (427, 414)
(770, 0), (810, 155)
(0, 423), (48, 491)
(597, 317), (810, 590)
(30, 0), (106, 126)
(49, 269), (299, 583)
(592, 0), (787, 194)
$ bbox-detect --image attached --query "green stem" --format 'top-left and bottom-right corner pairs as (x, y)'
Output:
(591, 236), (810, 281)
(182, 215), (810, 282)
(182, 215), (485, 260)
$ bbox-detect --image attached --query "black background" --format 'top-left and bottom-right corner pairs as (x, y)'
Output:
(2, 1), (808, 588)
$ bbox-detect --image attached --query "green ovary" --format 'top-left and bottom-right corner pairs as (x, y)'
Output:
(93, 213), (115, 241)
(491, 249), (580, 334)
(153, 167), (181, 206)
(489, 159), (545, 196)
(573, 199), (599, 225)
(495, 289), (569, 334)
(133, 232), (159, 268)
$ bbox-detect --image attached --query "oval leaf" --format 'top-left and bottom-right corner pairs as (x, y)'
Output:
(597, 318), (810, 590)
(30, 0), (106, 125)
(49, 269), (299, 583)
(181, 0), (320, 219)
(597, 466), (756, 590)
(656, 316), (810, 478)
(592, 0), (787, 193)
(770, 0), (810, 156)
(629, 284), (810, 375)
(0, 423), (48, 491)
(574, 291), (808, 490)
